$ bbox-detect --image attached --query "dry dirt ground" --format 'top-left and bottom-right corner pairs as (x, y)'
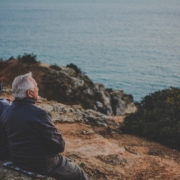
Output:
(1, 93), (180, 180)
(57, 122), (180, 180)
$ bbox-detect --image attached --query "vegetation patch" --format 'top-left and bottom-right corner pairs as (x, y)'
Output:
(17, 53), (40, 64)
(122, 87), (180, 150)
(50, 64), (61, 71)
(66, 63), (84, 74)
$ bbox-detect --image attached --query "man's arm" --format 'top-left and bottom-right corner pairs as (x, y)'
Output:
(39, 112), (65, 154)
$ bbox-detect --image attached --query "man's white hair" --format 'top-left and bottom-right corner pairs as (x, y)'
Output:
(12, 72), (34, 99)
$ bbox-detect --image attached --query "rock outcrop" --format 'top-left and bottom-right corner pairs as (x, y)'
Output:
(1, 90), (180, 180)
(0, 58), (136, 116)
(36, 97), (114, 128)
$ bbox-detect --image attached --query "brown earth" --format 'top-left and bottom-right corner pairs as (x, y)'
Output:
(1, 93), (180, 180)
(58, 122), (180, 180)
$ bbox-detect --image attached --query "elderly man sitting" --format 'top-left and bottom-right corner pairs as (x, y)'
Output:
(1, 73), (88, 180)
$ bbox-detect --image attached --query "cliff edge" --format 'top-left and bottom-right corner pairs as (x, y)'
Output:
(1, 89), (180, 180)
(0, 56), (136, 116)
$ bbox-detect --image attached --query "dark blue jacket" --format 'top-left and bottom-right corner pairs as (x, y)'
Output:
(0, 101), (10, 159)
(1, 98), (65, 174)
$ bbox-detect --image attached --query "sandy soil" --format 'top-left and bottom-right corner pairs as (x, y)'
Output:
(56, 123), (180, 180)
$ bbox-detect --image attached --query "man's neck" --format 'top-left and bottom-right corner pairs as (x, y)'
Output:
(14, 97), (36, 104)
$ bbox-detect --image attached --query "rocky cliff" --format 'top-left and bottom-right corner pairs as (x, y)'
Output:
(0, 57), (136, 116)
(1, 89), (180, 180)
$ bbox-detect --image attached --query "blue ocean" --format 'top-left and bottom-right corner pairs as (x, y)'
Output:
(0, 0), (180, 102)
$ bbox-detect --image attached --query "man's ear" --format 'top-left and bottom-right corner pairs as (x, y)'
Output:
(26, 89), (34, 98)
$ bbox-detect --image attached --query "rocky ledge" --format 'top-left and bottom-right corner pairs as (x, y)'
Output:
(0, 58), (136, 116)
(1, 90), (180, 180)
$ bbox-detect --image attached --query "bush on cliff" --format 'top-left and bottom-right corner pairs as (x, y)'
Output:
(122, 87), (180, 150)
(8, 56), (15, 61)
(50, 64), (61, 71)
(17, 53), (40, 64)
(66, 63), (84, 74)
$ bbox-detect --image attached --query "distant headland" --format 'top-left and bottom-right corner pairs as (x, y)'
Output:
(0, 53), (137, 116)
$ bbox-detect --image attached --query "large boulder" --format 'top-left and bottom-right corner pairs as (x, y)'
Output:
(110, 90), (137, 116)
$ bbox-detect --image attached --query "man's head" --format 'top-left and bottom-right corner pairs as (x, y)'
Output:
(12, 72), (39, 100)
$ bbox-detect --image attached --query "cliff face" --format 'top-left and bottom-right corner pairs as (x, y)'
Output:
(1, 90), (180, 180)
(0, 59), (136, 116)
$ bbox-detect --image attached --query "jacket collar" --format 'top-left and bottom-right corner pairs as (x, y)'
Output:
(13, 98), (36, 104)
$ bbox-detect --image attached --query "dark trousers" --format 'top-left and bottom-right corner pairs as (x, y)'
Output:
(49, 156), (89, 180)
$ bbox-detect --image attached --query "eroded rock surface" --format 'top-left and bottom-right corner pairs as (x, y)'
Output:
(0, 60), (137, 115)
(1, 91), (180, 180)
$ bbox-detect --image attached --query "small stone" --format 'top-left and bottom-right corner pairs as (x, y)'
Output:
(80, 162), (86, 167)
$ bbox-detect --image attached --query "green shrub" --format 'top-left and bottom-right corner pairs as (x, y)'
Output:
(66, 63), (84, 74)
(17, 53), (39, 64)
(8, 56), (15, 61)
(50, 64), (61, 71)
(122, 87), (180, 150)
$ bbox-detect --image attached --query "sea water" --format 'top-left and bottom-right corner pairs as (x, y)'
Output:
(0, 0), (180, 102)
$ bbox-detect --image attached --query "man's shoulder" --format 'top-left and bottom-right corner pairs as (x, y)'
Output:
(30, 104), (49, 115)
(30, 105), (51, 121)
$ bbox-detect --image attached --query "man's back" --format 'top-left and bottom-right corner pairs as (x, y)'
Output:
(1, 98), (65, 174)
